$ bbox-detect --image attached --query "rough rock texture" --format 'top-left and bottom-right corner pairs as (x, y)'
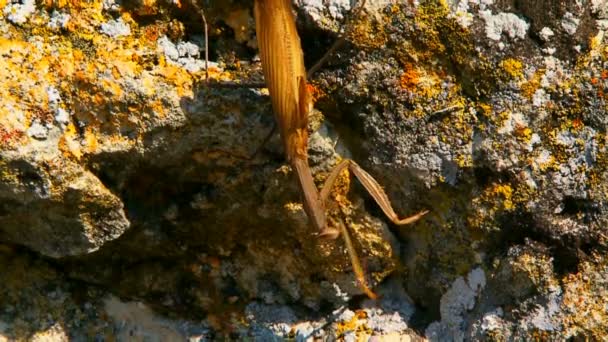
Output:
(1, 0), (607, 340)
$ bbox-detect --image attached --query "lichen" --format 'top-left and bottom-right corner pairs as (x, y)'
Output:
(499, 58), (524, 79)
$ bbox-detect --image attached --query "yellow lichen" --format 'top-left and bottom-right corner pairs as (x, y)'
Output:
(346, 13), (389, 50)
(499, 58), (524, 79)
(455, 154), (473, 168)
(0, 0), (207, 158)
(514, 125), (533, 143)
(284, 202), (303, 214)
(336, 310), (371, 339)
(492, 184), (514, 210)
(521, 69), (545, 99)
(83, 128), (99, 153)
(468, 182), (519, 230)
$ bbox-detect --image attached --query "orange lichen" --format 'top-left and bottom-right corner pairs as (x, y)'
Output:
(149, 100), (166, 118)
(143, 25), (163, 43)
(155, 62), (193, 97)
(571, 118), (583, 130)
(58, 123), (83, 160)
(561, 253), (608, 338)
(514, 124), (533, 143)
(399, 62), (445, 101)
(399, 63), (420, 90)
(306, 83), (324, 103)
(0, 128), (25, 149)
(207, 256), (221, 270)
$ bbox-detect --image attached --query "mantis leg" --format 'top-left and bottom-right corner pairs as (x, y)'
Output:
(198, 122), (276, 164)
(248, 122), (277, 159)
(193, 0), (367, 86)
(190, 1), (266, 88)
(320, 159), (429, 225)
(188, 0), (209, 82)
(336, 218), (378, 299)
(319, 159), (427, 299)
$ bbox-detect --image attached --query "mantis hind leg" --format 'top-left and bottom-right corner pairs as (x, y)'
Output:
(189, 1), (266, 88)
(248, 122), (277, 159)
(201, 122), (277, 165)
(192, 0), (367, 84)
(336, 218), (378, 299)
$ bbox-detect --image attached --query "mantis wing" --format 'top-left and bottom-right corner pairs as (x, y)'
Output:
(253, 0), (310, 159)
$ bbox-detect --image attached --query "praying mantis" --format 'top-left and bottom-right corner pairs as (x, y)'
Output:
(195, 0), (428, 298)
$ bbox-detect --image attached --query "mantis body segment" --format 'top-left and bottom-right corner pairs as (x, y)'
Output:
(253, 0), (428, 298)
(190, 0), (428, 298)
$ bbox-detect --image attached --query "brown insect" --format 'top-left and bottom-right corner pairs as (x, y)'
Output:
(196, 0), (428, 298)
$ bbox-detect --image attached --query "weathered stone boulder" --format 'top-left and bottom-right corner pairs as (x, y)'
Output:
(0, 0), (607, 340)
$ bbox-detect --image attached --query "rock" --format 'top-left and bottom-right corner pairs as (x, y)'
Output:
(0, 0), (607, 340)
(0, 148), (128, 257)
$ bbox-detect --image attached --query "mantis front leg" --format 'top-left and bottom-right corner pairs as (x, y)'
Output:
(307, 158), (428, 299)
(320, 159), (429, 231)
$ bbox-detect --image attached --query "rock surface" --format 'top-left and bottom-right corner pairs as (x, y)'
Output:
(0, 0), (607, 340)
